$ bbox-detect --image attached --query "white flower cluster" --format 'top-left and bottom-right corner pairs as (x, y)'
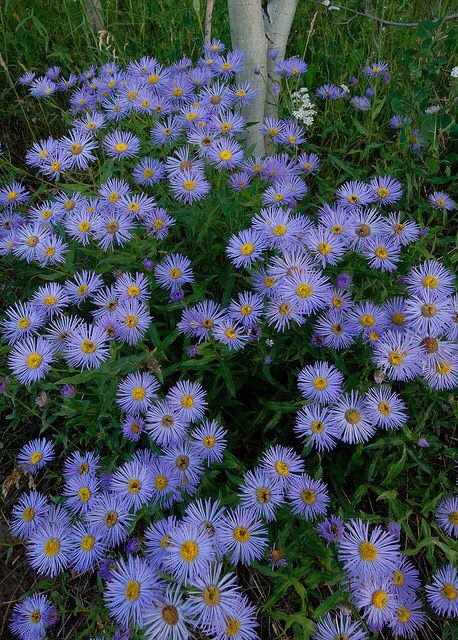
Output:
(451, 66), (458, 78)
(291, 87), (317, 127)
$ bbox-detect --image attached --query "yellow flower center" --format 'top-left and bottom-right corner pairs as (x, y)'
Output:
(360, 314), (375, 327)
(436, 198), (446, 207)
(273, 193), (284, 201)
(169, 267), (182, 279)
(264, 277), (276, 288)
(240, 242), (254, 255)
(375, 246), (388, 259)
(50, 161), (61, 171)
(448, 511), (458, 525)
(161, 604), (179, 625)
(124, 315), (138, 328)
(345, 409), (361, 425)
(106, 221), (119, 234)
(78, 221), (91, 232)
(42, 209), (53, 219)
(27, 235), (39, 248)
(7, 190), (18, 200)
(114, 142), (128, 153)
(311, 420), (325, 433)
(180, 540), (199, 561)
(78, 487), (91, 502)
(23, 506), (35, 521)
(279, 303), (290, 315)
(422, 275), (438, 289)
(389, 351), (405, 366)
(376, 187), (390, 199)
(392, 312), (405, 325)
(331, 224), (344, 234)
(148, 73), (159, 84)
(131, 386), (146, 400)
(300, 487), (317, 505)
(125, 580), (140, 601)
(313, 376), (328, 390)
(30, 451), (43, 464)
(44, 538), (60, 557)
(296, 283), (313, 298)
(155, 474), (168, 490)
(359, 541), (378, 561)
(81, 340), (96, 353)
(154, 219), (165, 229)
(70, 143), (83, 155)
(372, 590), (388, 609)
(203, 435), (216, 448)
(442, 583), (457, 600)
(275, 460), (289, 476)
(233, 526), (251, 542)
(29, 609), (41, 624)
(127, 202), (140, 212)
(331, 323), (342, 334)
(181, 394), (195, 409)
(27, 353), (43, 369)
(17, 317), (30, 329)
(240, 304), (252, 316)
(203, 585), (221, 605)
(421, 303), (436, 318)
(128, 478), (141, 493)
(143, 168), (154, 178)
(104, 511), (118, 526)
(225, 328), (237, 340)
(221, 62), (232, 71)
(393, 570), (405, 586)
(256, 487), (271, 503)
(378, 401), (391, 415)
(81, 534), (95, 551)
(318, 242), (332, 255)
(219, 149), (232, 161)
(348, 194), (360, 204)
(273, 224), (286, 236)
(397, 606), (411, 623)
(226, 618), (241, 637)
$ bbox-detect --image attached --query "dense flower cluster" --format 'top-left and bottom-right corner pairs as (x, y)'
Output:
(2, 36), (457, 640)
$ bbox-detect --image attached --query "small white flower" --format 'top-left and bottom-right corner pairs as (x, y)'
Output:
(451, 66), (458, 78)
(340, 83), (349, 94)
(425, 104), (441, 114)
(265, 339), (274, 347)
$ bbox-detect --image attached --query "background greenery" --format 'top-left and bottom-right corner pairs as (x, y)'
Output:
(0, 1), (457, 639)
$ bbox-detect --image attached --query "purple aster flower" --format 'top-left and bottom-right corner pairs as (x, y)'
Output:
(409, 128), (425, 154)
(92, 209), (135, 252)
(260, 116), (285, 141)
(104, 555), (162, 627)
(260, 445), (305, 488)
(98, 177), (130, 204)
(86, 492), (133, 549)
(63, 474), (99, 515)
(187, 563), (240, 629)
(10, 491), (49, 540)
(132, 157), (166, 186)
(294, 404), (341, 451)
(63, 451), (99, 480)
(364, 61), (390, 77)
(155, 253), (193, 291)
(116, 371), (159, 415)
(281, 268), (332, 316)
(36, 233), (68, 267)
(387, 521), (401, 541)
(336, 180), (373, 209)
(389, 592), (425, 638)
(381, 212), (421, 246)
(99, 557), (119, 582)
(297, 152), (320, 175)
(58, 130), (97, 169)
(423, 353), (458, 390)
(354, 579), (396, 631)
(351, 96), (371, 111)
(146, 399), (189, 447)
(63, 324), (110, 369)
(226, 228), (267, 268)
(287, 473), (329, 520)
(276, 56), (308, 77)
(164, 522), (215, 584)
(144, 207), (176, 240)
(436, 496), (458, 538)
(8, 337), (56, 385)
(143, 586), (196, 640)
(27, 521), (71, 577)
(208, 137), (244, 169)
(216, 595), (259, 640)
(9, 593), (52, 640)
(428, 191), (455, 211)
(64, 270), (103, 305)
(312, 613), (367, 640)
(103, 130), (140, 159)
(315, 84), (347, 100)
(115, 299), (152, 345)
(220, 506), (268, 565)
(122, 414), (145, 441)
(364, 386), (408, 430)
(12, 223), (50, 263)
(213, 318), (250, 351)
(68, 523), (106, 573)
(347, 301), (387, 336)
(190, 419), (227, 464)
(329, 390), (375, 444)
(339, 518), (400, 580)
(238, 467), (284, 522)
(297, 361), (344, 404)
(110, 460), (154, 511)
(317, 515), (345, 545)
(426, 565), (458, 617)
(251, 207), (303, 250)
(146, 458), (180, 507)
(265, 297), (305, 331)
(306, 226), (346, 267)
(362, 235), (402, 271)
(405, 291), (454, 337)
(391, 555), (421, 594)
(262, 176), (308, 207)
(228, 292), (264, 328)
(73, 110), (106, 134)
(1, 302), (45, 345)
(144, 515), (178, 571)
(389, 115), (412, 129)
(278, 121), (307, 147)
(163, 442), (204, 494)
(169, 169), (210, 204)
(0, 182), (29, 208)
(269, 545), (287, 569)
(369, 175), (403, 204)
(405, 259), (455, 297)
(167, 379), (207, 422)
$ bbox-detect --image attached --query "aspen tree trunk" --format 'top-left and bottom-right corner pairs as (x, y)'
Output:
(227, 0), (299, 155)
(85, 0), (105, 34)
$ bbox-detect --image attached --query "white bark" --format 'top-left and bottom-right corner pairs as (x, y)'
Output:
(228, 0), (268, 156)
(263, 0), (299, 119)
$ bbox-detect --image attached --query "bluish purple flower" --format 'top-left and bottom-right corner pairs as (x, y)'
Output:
(0, 182), (30, 208)
(111, 460), (154, 511)
(220, 506), (268, 565)
(155, 253), (194, 291)
(260, 444), (305, 488)
(164, 522), (215, 584)
(294, 404), (341, 451)
(287, 473), (330, 520)
(423, 353), (458, 390)
(8, 337), (56, 385)
(436, 496), (458, 538)
(389, 592), (425, 638)
(404, 291), (454, 336)
(336, 180), (373, 209)
(312, 613), (367, 640)
(187, 563), (240, 630)
(122, 414), (145, 441)
(27, 521), (71, 577)
(315, 84), (347, 100)
(364, 386), (408, 430)
(297, 361), (344, 404)
(389, 115), (411, 129)
(428, 191), (455, 211)
(405, 259), (455, 297)
(306, 226), (346, 267)
(364, 61), (390, 77)
(63, 474), (99, 515)
(143, 586), (196, 640)
(103, 130), (140, 159)
(276, 56), (308, 77)
(213, 318), (250, 351)
(10, 491), (49, 540)
(9, 593), (52, 640)
(92, 209), (135, 252)
(146, 399), (189, 447)
(1, 302), (45, 345)
(281, 268), (331, 316)
(68, 523), (106, 573)
(239, 467), (284, 522)
(63, 450), (99, 480)
(190, 419), (227, 464)
(144, 515), (177, 570)
(226, 228), (267, 268)
(426, 565), (458, 617)
(362, 235), (402, 271)
(63, 324), (110, 369)
(183, 499), (226, 554)
(116, 371), (159, 415)
(381, 212), (421, 246)
(104, 555), (162, 626)
(317, 515), (345, 545)
(167, 379), (207, 422)
(391, 555), (421, 594)
(351, 96), (371, 111)
(115, 299), (152, 346)
(329, 390), (375, 444)
(369, 175), (403, 204)
(409, 128), (425, 154)
(86, 492), (133, 548)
